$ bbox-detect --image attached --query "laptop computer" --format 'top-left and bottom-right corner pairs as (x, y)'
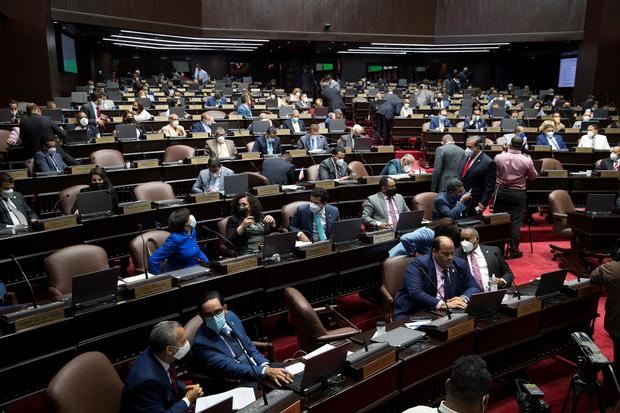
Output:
(213, 121), (230, 133)
(286, 344), (349, 395)
(331, 218), (363, 245)
(42, 109), (64, 123)
(250, 120), (270, 135)
(64, 129), (89, 144)
(115, 124), (139, 141)
(314, 107), (329, 117)
(395, 210), (425, 234)
(585, 194), (616, 215)
(170, 107), (186, 118)
(521, 269), (568, 298)
(54, 97), (73, 109)
(224, 174), (249, 197)
(262, 231), (298, 260)
(328, 119), (346, 133)
(279, 106), (295, 118)
(372, 326), (426, 348)
(71, 267), (118, 309)
(76, 190), (114, 217)
(352, 138), (372, 152)
(500, 118), (518, 132)
(466, 289), (506, 318)
(0, 109), (13, 123)
(265, 99), (279, 110)
(71, 92), (88, 104)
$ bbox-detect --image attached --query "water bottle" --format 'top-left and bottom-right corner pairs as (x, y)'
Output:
(489, 274), (498, 292)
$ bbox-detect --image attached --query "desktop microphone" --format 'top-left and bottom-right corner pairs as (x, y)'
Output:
(137, 224), (149, 279)
(202, 225), (238, 258)
(227, 325), (269, 406)
(325, 304), (368, 352)
(10, 254), (38, 309)
(418, 265), (452, 319)
(494, 251), (520, 300)
(51, 193), (71, 216)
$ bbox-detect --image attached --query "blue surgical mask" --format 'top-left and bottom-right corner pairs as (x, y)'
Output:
(519, 133), (526, 139)
(267, 137), (275, 143)
(206, 312), (226, 333)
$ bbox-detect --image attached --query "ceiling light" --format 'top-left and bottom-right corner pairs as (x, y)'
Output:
(120, 29), (268, 43)
(371, 42), (508, 47)
(110, 34), (262, 47)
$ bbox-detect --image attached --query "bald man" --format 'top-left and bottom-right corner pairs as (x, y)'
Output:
(596, 146), (620, 171)
(337, 124), (365, 148)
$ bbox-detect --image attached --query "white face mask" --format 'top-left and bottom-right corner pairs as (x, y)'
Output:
(586, 131), (595, 137)
(404, 104), (410, 108)
(308, 202), (321, 213)
(188, 214), (197, 228)
(216, 136), (225, 143)
(403, 165), (412, 173)
(171, 120), (179, 128)
(582, 116), (591, 122)
(48, 147), (57, 152)
(172, 340), (190, 360)
(1, 189), (13, 198)
(336, 158), (345, 167)
(464, 147), (474, 157)
(545, 131), (554, 137)
(461, 240), (474, 254)
(79, 118), (89, 127)
(611, 153), (619, 161)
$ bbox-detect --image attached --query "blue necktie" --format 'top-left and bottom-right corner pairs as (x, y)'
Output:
(267, 139), (273, 154)
(314, 212), (326, 241)
(443, 269), (452, 298)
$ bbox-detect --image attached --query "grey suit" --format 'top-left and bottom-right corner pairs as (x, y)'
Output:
(431, 143), (465, 192)
(361, 193), (410, 227)
(191, 166), (234, 194)
(0, 192), (37, 229)
(205, 139), (237, 158)
(318, 157), (350, 180)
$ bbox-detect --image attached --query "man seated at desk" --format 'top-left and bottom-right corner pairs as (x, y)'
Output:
(298, 123), (329, 152)
(319, 146), (354, 181)
(361, 176), (410, 230)
(596, 146), (620, 171)
(252, 127), (282, 155)
(432, 179), (472, 220)
(392, 236), (481, 320)
(160, 114), (187, 137)
(248, 113), (273, 135)
(497, 125), (528, 150)
(237, 94), (253, 119)
(67, 111), (99, 140)
(0, 172), (37, 231)
(34, 136), (66, 174)
(205, 127), (237, 159)
(337, 124), (366, 149)
(192, 157), (234, 195)
(536, 123), (567, 151)
(289, 187), (340, 242)
(578, 123), (610, 150)
(463, 109), (488, 131)
(192, 290), (293, 387)
(429, 108), (453, 132)
(191, 112), (214, 135)
(380, 153), (419, 175)
(282, 109), (307, 133)
(205, 91), (227, 108)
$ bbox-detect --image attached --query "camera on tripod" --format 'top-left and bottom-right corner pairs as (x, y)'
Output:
(515, 379), (550, 413)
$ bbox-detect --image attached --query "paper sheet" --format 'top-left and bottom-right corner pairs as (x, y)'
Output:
(285, 362), (305, 375)
(117, 272), (157, 285)
(302, 343), (335, 360)
(405, 320), (432, 329)
(195, 387), (255, 412)
(295, 241), (313, 248)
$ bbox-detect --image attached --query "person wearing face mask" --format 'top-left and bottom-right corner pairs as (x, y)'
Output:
(192, 157), (234, 194)
(252, 127), (282, 155)
(288, 87), (302, 103)
(7, 99), (23, 123)
(205, 90), (227, 108)
(454, 227), (513, 291)
(361, 176), (410, 230)
(282, 109), (307, 133)
(71, 110), (100, 140)
(204, 127), (237, 159)
(433, 93), (450, 110)
(432, 135), (466, 193)
(132, 101), (152, 122)
(34, 136), (67, 174)
(429, 109), (453, 132)
(121, 321), (203, 413)
(148, 208), (208, 275)
(74, 167), (120, 214)
(80, 92), (107, 128)
(400, 98), (414, 118)
(191, 112), (214, 135)
(464, 110), (488, 131)
(458, 136), (496, 216)
(536, 124), (567, 151)
(319, 146), (354, 180)
(403, 355), (491, 413)
(192, 290), (294, 388)
(337, 124), (366, 149)
(0, 172), (37, 231)
(289, 187), (340, 242)
(497, 126), (528, 150)
(596, 146), (620, 171)
(572, 110), (592, 130)
(432, 179), (472, 220)
(380, 153), (420, 176)
(160, 114), (186, 137)
(113, 111), (144, 140)
(226, 193), (275, 255)
(295, 93), (311, 110)
(578, 123), (610, 150)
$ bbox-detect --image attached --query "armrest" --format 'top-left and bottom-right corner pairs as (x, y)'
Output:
(251, 341), (274, 360)
(379, 285), (393, 304)
(552, 212), (568, 219)
(314, 304), (338, 316)
(315, 327), (358, 344)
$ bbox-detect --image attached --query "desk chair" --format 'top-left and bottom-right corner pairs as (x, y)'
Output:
(205, 110), (226, 119)
(129, 230), (171, 274)
(241, 171), (270, 188)
(89, 149), (125, 168)
(45, 245), (110, 297)
(133, 181), (175, 202)
(380, 255), (415, 322)
(306, 164), (320, 181)
(548, 190), (575, 260)
(540, 158), (564, 171)
(348, 161), (369, 178)
(58, 185), (89, 215)
(412, 192), (437, 221)
(47, 352), (122, 413)
(228, 111), (239, 119)
(217, 217), (236, 257)
(284, 287), (357, 353)
(281, 201), (311, 230)
(163, 145), (195, 162)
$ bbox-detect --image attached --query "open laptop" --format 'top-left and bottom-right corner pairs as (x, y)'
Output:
(224, 174), (249, 197)
(328, 119), (346, 133)
(352, 138), (373, 152)
(71, 92), (88, 105)
(331, 218), (363, 245)
(500, 118), (518, 132)
(314, 107), (329, 117)
(115, 124), (139, 141)
(265, 99), (279, 110)
(279, 106), (294, 118)
(213, 121), (230, 133)
(0, 109), (13, 123)
(372, 326), (426, 348)
(250, 120), (270, 135)
(286, 344), (349, 395)
(170, 107), (186, 118)
(76, 190), (114, 218)
(64, 129), (89, 144)
(262, 231), (297, 260)
(42, 109), (64, 123)
(466, 289), (507, 318)
(70, 267), (119, 309)
(395, 210), (425, 234)
(585, 194), (616, 215)
(520, 269), (568, 298)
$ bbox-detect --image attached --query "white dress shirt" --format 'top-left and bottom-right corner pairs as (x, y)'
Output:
(1, 197), (21, 226)
(381, 193), (400, 226)
(466, 245), (490, 291)
(216, 142), (230, 158)
(291, 119), (301, 133)
(578, 134), (610, 150)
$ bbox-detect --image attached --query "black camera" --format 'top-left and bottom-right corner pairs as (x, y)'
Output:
(516, 380), (550, 413)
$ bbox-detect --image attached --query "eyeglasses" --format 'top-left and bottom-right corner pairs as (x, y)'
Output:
(202, 308), (224, 319)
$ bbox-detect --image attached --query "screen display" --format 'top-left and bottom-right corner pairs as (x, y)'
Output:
(61, 33), (78, 74)
(558, 57), (577, 88)
(315, 63), (334, 72)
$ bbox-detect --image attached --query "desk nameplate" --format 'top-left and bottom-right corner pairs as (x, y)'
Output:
(146, 133), (165, 140)
(12, 307), (66, 332)
(42, 215), (78, 231)
(254, 184), (280, 196)
(123, 276), (173, 299)
(213, 255), (259, 274)
(190, 156), (211, 165)
(190, 192), (220, 203)
(414, 174), (432, 182)
(192, 132), (210, 139)
(346, 346), (397, 380)
(297, 241), (332, 259)
(5, 169), (29, 180)
(241, 152), (261, 160)
(376, 145), (394, 153)
(95, 137), (115, 144)
(288, 149), (306, 157)
(575, 147), (593, 153)
(363, 230), (395, 244)
(134, 159), (160, 169)
(314, 180), (336, 189)
(599, 170), (619, 178)
(121, 201), (152, 215)
(500, 296), (542, 317)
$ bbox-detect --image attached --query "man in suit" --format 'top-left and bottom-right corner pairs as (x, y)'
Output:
(192, 290), (293, 385)
(81, 92), (107, 128)
(361, 176), (410, 230)
(596, 146), (620, 171)
(68, 111), (100, 140)
(252, 127), (282, 155)
(432, 134), (466, 193)
(290, 187), (340, 242)
(415, 83), (434, 107)
(262, 154), (296, 185)
(463, 109), (488, 131)
(320, 82), (346, 113)
(191, 157), (234, 194)
(429, 109), (453, 132)
(454, 227), (514, 291)
(236, 94), (253, 119)
(393, 236), (481, 320)
(0, 172), (37, 230)
(337, 124), (365, 148)
(161, 80), (176, 97)
(536, 123), (567, 150)
(8, 100), (23, 123)
(34, 137), (67, 173)
(432, 179), (472, 220)
(205, 127), (237, 159)
(590, 258), (620, 374)
(121, 321), (203, 413)
(458, 136), (496, 216)
(205, 91), (227, 107)
(380, 153), (417, 175)
(319, 146), (353, 180)
(432, 92), (450, 110)
(190, 112), (214, 134)
(282, 110), (307, 133)
(298, 124), (329, 151)
(19, 103), (67, 155)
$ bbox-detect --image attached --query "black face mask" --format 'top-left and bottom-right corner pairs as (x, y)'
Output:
(124, 118), (136, 124)
(238, 206), (248, 217)
(90, 182), (105, 190)
(385, 188), (397, 197)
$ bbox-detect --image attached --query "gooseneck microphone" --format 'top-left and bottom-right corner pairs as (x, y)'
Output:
(137, 224), (149, 279)
(326, 304), (368, 352)
(10, 254), (38, 308)
(418, 265), (452, 319)
(202, 225), (238, 258)
(51, 193), (71, 216)
(227, 324), (269, 406)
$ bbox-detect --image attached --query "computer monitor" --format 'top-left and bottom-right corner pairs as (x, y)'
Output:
(352, 138), (372, 152)
(535, 269), (567, 298)
(64, 129), (89, 144)
(224, 174), (249, 197)
(395, 210), (425, 234)
(265, 99), (279, 110)
(585, 194), (616, 215)
(137, 97), (153, 109)
(314, 107), (329, 117)
(466, 289), (506, 318)
(0, 109), (13, 123)
(76, 190), (114, 217)
(169, 107), (186, 118)
(71, 267), (118, 309)
(54, 97), (73, 109)
(500, 118), (518, 132)
(71, 92), (88, 104)
(115, 124), (138, 141)
(262, 231), (297, 259)
(250, 120), (270, 135)
(328, 119), (346, 133)
(279, 106), (295, 118)
(331, 218), (363, 245)
(42, 109), (64, 123)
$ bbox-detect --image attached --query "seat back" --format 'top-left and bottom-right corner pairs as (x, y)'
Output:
(133, 181), (175, 201)
(246, 141), (255, 152)
(47, 352), (122, 413)
(284, 287), (328, 352)
(381, 255), (415, 322)
(128, 230), (171, 274)
(184, 314), (204, 343)
(241, 171), (270, 188)
(412, 192), (438, 220)
(58, 185), (89, 215)
(163, 145), (195, 162)
(549, 189), (575, 237)
(206, 110), (226, 119)
(540, 157), (563, 171)
(0, 130), (10, 161)
(348, 160), (369, 177)
(306, 164), (320, 181)
(89, 149), (125, 167)
(281, 201), (310, 229)
(421, 122), (430, 132)
(45, 245), (110, 297)
(217, 217), (236, 257)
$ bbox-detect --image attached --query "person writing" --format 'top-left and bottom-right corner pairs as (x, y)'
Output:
(226, 193), (276, 255)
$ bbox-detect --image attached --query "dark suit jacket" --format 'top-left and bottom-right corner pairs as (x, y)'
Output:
(458, 152), (496, 214)
(596, 158), (617, 171)
(80, 101), (100, 124)
(34, 150), (67, 173)
(454, 244), (514, 287)
(261, 158), (296, 185)
(318, 157), (350, 180)
(320, 87), (346, 112)
(282, 118), (307, 133)
(192, 310), (268, 381)
(380, 159), (403, 175)
(289, 204), (340, 241)
(252, 135), (282, 154)
(18, 114), (66, 154)
(0, 192), (37, 229)
(432, 191), (467, 220)
(121, 348), (188, 413)
(463, 118), (488, 130)
(535, 133), (567, 150)
(205, 96), (227, 107)
(392, 254), (480, 320)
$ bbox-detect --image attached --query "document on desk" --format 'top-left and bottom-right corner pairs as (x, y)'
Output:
(405, 320), (432, 330)
(117, 272), (157, 285)
(285, 362), (305, 375)
(302, 343), (335, 359)
(195, 387), (255, 412)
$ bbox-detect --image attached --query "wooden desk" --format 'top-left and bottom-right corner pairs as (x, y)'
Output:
(568, 212), (620, 255)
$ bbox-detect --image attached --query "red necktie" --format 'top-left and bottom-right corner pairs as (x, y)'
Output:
(470, 251), (483, 289)
(95, 103), (101, 119)
(387, 197), (399, 226)
(168, 365), (179, 399)
(462, 157), (473, 177)
(614, 161), (620, 171)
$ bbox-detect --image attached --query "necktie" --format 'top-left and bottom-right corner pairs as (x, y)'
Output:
(387, 197), (399, 226)
(462, 157), (474, 177)
(615, 161), (620, 171)
(442, 269), (452, 298)
(95, 103), (101, 119)
(168, 365), (179, 399)
(548, 136), (559, 150)
(314, 212), (327, 241)
(267, 140), (273, 154)
(470, 252), (483, 289)
(4, 199), (27, 225)
(311, 137), (316, 151)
